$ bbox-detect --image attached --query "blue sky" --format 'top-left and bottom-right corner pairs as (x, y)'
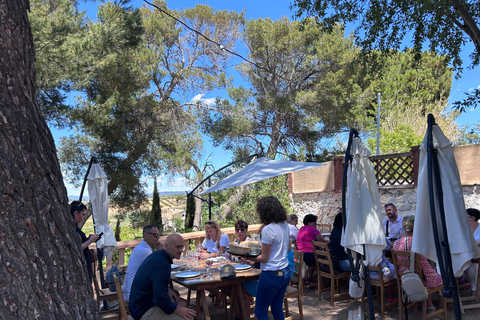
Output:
(52, 0), (480, 196)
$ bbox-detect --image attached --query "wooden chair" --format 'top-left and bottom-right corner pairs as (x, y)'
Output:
(284, 250), (304, 320)
(92, 262), (118, 315)
(391, 250), (447, 320)
(313, 241), (350, 306)
(317, 224), (332, 233)
(113, 274), (130, 320)
(361, 264), (398, 317)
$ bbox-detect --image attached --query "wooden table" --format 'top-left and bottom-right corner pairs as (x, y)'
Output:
(171, 261), (261, 320)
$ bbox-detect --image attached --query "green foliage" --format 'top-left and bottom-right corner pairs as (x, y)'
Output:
(367, 125), (423, 154)
(53, 1), (244, 211)
(185, 195), (195, 231)
(206, 175), (291, 225)
(355, 50), (459, 152)
(200, 17), (361, 159)
(129, 210), (151, 230)
(114, 218), (121, 241)
(291, 0), (480, 109)
(150, 180), (163, 234)
(456, 123), (480, 145)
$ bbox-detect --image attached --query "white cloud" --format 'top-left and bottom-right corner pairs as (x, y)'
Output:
(191, 93), (216, 107)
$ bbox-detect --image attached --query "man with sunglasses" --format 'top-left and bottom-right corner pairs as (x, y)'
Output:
(123, 225), (164, 302)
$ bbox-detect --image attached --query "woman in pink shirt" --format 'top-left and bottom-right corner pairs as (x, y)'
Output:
(297, 214), (329, 283)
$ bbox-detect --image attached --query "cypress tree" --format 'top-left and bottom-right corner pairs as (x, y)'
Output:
(150, 179), (163, 234)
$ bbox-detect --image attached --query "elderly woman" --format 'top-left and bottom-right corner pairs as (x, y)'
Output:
(393, 215), (442, 314)
(202, 220), (230, 254)
(245, 196), (291, 320)
(297, 214), (329, 284)
(288, 214), (299, 240)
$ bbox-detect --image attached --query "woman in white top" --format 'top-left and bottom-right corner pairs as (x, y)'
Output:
(202, 220), (230, 254)
(245, 196), (291, 320)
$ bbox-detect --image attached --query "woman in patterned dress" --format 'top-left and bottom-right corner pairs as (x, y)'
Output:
(393, 215), (442, 313)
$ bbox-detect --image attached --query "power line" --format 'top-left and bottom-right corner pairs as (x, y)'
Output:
(143, 0), (286, 80)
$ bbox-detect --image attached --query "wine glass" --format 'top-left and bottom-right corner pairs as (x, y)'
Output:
(185, 250), (194, 271)
(205, 257), (215, 280)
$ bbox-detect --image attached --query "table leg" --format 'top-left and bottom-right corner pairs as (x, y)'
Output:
(236, 283), (250, 320)
(199, 289), (211, 320)
(230, 285), (238, 320)
(196, 291), (202, 320)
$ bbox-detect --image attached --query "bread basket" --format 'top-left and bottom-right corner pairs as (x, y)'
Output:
(228, 244), (250, 255)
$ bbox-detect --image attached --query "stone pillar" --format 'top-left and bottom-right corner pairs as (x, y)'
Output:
(287, 172), (293, 195)
(333, 156), (345, 193)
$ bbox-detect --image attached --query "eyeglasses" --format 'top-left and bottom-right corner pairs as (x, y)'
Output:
(148, 232), (159, 237)
(235, 228), (247, 232)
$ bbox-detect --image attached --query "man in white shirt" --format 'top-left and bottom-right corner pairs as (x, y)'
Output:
(122, 225), (163, 302)
(383, 203), (405, 238)
(288, 214), (299, 240)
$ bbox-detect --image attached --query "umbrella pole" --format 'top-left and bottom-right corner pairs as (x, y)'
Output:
(426, 114), (462, 319)
(79, 156), (97, 202)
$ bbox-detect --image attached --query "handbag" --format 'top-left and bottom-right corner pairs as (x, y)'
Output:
(400, 239), (428, 303)
(349, 266), (365, 298)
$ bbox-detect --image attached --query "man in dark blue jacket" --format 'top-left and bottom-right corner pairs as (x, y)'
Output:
(129, 233), (195, 320)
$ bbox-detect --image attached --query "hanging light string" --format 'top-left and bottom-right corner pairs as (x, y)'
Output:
(143, 0), (285, 80)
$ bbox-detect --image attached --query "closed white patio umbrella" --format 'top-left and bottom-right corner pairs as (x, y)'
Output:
(88, 163), (117, 260)
(342, 136), (386, 267)
(412, 120), (479, 277)
(199, 157), (324, 195)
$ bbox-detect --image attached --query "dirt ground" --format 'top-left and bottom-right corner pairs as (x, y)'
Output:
(100, 276), (480, 320)
(176, 278), (480, 320)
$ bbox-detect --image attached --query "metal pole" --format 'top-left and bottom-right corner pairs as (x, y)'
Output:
(377, 92), (381, 155)
(208, 178), (212, 221)
(79, 156), (97, 202)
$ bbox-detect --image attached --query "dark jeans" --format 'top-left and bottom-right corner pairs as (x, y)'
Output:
(255, 266), (292, 320)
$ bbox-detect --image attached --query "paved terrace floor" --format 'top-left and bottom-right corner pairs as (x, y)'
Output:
(101, 276), (480, 319)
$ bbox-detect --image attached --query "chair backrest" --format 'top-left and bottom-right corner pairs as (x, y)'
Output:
(317, 224), (332, 233)
(391, 250), (422, 279)
(113, 274), (129, 320)
(292, 250), (304, 292)
(313, 241), (334, 274)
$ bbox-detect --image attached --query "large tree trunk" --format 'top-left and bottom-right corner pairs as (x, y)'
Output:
(0, 1), (97, 319)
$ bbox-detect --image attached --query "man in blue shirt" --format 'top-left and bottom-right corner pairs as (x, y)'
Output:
(129, 233), (195, 320)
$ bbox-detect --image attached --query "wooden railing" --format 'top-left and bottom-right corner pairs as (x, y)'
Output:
(91, 224), (263, 270)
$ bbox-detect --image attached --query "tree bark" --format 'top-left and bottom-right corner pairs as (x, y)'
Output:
(0, 0), (97, 318)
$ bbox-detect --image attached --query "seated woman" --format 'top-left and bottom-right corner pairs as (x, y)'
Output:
(202, 220), (230, 254)
(393, 215), (442, 314)
(297, 214), (329, 284)
(329, 212), (350, 272)
(223, 220), (256, 318)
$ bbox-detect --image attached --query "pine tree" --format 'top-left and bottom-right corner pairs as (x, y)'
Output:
(150, 179), (163, 234)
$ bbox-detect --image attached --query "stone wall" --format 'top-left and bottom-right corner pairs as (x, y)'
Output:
(290, 185), (480, 227)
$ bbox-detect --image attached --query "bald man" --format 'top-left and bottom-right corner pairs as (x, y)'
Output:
(129, 234), (195, 320)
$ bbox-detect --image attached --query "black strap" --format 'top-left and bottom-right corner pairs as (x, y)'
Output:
(386, 220), (389, 237)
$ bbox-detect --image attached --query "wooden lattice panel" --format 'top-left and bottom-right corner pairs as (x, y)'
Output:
(370, 152), (414, 186)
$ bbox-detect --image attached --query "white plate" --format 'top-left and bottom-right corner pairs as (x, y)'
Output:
(233, 264), (252, 271)
(171, 264), (181, 269)
(175, 271), (201, 279)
